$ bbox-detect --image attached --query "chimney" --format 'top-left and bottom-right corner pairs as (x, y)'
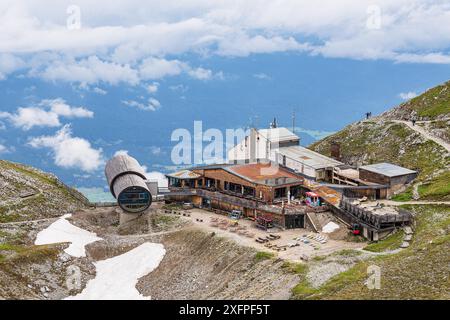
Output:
(330, 141), (341, 161)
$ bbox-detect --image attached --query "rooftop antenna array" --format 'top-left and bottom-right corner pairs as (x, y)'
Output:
(270, 117), (278, 129)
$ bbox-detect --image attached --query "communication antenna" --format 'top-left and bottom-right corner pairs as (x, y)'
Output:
(292, 110), (296, 135)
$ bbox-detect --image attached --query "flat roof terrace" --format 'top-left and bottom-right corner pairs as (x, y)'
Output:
(279, 146), (343, 170)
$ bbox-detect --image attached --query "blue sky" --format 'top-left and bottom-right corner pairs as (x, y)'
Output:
(0, 1), (450, 192)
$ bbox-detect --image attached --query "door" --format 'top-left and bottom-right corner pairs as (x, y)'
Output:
(375, 189), (381, 200)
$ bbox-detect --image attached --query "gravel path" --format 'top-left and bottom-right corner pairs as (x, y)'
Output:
(392, 120), (450, 152)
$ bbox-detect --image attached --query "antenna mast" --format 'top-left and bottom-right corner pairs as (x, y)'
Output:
(292, 110), (296, 134)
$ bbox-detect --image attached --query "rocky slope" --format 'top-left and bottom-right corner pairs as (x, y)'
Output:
(138, 228), (299, 300)
(310, 80), (450, 201)
(292, 204), (450, 300)
(0, 160), (89, 223)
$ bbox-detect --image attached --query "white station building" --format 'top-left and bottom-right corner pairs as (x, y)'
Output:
(227, 127), (343, 181)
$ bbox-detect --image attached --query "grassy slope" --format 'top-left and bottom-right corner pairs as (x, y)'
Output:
(292, 204), (450, 300)
(310, 121), (450, 200)
(0, 160), (88, 222)
(383, 80), (450, 120)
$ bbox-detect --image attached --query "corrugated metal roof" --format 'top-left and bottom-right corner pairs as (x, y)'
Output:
(279, 146), (343, 169)
(359, 163), (417, 177)
(166, 169), (202, 179)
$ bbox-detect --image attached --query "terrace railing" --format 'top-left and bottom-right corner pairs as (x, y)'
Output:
(163, 186), (306, 215)
(339, 196), (412, 230)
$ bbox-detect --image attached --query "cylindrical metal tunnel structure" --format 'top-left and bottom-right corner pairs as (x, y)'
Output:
(105, 154), (152, 213)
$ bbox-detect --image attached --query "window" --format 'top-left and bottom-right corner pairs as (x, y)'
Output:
(275, 187), (287, 199)
(243, 186), (255, 197)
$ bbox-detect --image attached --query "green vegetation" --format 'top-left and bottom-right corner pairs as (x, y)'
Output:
(418, 171), (450, 201)
(0, 243), (60, 264)
(162, 203), (184, 210)
(363, 230), (404, 252)
(344, 232), (368, 243)
(391, 188), (414, 202)
(293, 262), (371, 300)
(0, 213), (22, 223)
(151, 214), (180, 228)
(281, 261), (308, 274)
(254, 251), (275, 261)
(312, 255), (327, 261)
(292, 279), (317, 298)
(334, 249), (363, 257)
(0, 160), (60, 189)
(291, 205), (450, 299)
(310, 121), (449, 201)
(406, 81), (450, 118)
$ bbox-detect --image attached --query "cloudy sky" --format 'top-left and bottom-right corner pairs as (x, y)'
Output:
(0, 1), (449, 192)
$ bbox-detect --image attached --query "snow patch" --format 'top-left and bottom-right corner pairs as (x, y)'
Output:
(322, 221), (340, 233)
(66, 243), (166, 300)
(35, 214), (102, 257)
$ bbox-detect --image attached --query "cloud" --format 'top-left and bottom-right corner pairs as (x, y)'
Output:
(28, 124), (103, 172)
(114, 149), (129, 157)
(32, 55), (220, 85)
(399, 91), (418, 100)
(187, 67), (212, 80)
(141, 165), (168, 188)
(169, 84), (189, 92)
(93, 87), (107, 95)
(0, 98), (93, 130)
(139, 57), (217, 81)
(0, 107), (60, 130)
(122, 98), (161, 111)
(0, 0), (449, 88)
(0, 144), (12, 154)
(253, 73), (271, 80)
(150, 146), (162, 155)
(35, 56), (140, 86)
(217, 34), (309, 57)
(146, 82), (159, 94)
(46, 98), (94, 118)
(139, 57), (184, 79)
(0, 53), (25, 79)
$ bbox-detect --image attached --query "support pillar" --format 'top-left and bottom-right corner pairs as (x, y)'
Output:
(287, 187), (291, 204)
